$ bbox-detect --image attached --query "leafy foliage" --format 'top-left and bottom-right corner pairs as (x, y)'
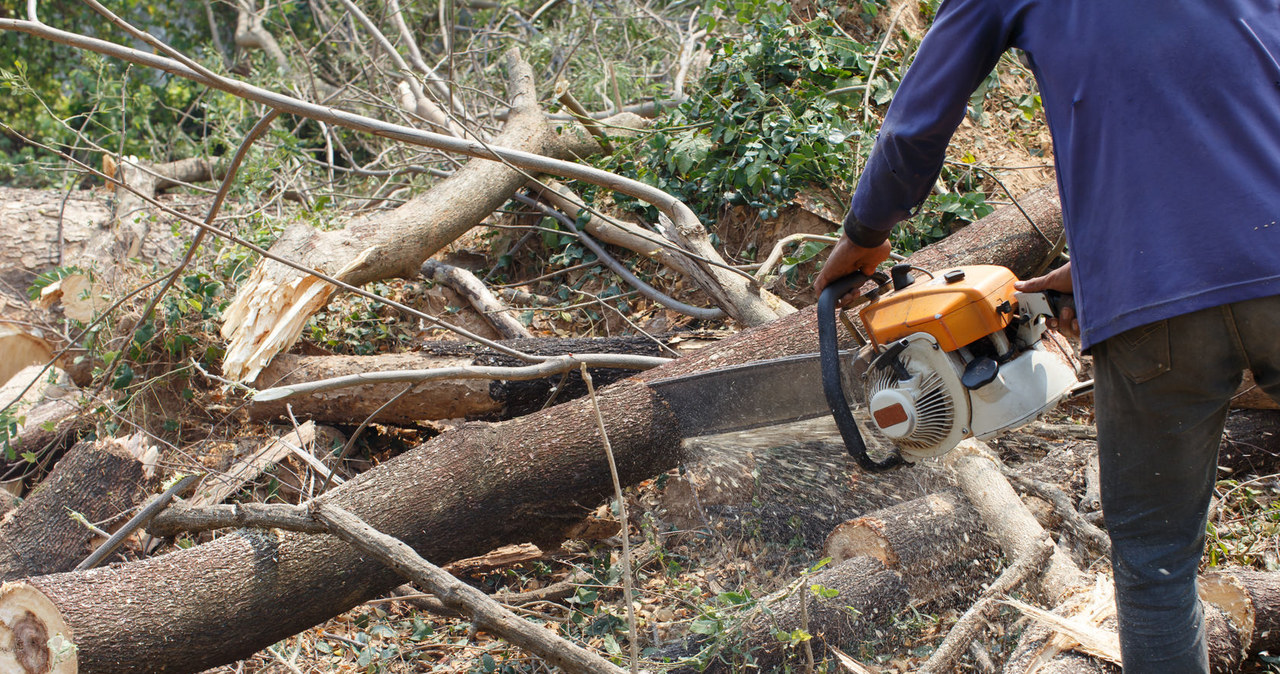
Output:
(605, 5), (883, 227)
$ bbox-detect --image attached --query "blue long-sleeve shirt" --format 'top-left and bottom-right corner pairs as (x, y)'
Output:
(844, 0), (1280, 349)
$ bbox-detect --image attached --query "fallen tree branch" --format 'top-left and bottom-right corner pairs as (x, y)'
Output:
(247, 335), (717, 423)
(76, 473), (202, 570)
(314, 503), (627, 674)
(513, 191), (725, 320)
(943, 439), (1086, 603)
(421, 260), (533, 339)
(1003, 469), (1111, 559)
(252, 352), (670, 402)
(0, 191), (1064, 674)
(916, 536), (1054, 674)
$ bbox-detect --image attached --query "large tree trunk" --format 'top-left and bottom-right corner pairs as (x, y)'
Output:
(0, 189), (1065, 674)
(0, 436), (156, 581)
(248, 334), (723, 423)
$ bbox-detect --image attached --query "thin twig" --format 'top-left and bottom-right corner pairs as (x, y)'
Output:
(76, 472), (203, 570)
(513, 193), (724, 320)
(580, 364), (638, 673)
(322, 384), (415, 492)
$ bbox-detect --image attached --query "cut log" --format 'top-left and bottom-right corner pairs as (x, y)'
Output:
(247, 334), (721, 424)
(0, 187), (114, 288)
(823, 491), (983, 568)
(0, 189), (1064, 674)
(0, 327), (54, 390)
(708, 556), (910, 672)
(0, 582), (76, 674)
(0, 435), (156, 580)
(1200, 568), (1280, 656)
(822, 492), (989, 598)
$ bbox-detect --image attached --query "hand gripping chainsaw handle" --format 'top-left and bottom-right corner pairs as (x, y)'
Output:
(818, 273), (905, 472)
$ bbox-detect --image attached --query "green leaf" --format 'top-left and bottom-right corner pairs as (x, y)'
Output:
(690, 618), (721, 635)
(111, 363), (135, 390)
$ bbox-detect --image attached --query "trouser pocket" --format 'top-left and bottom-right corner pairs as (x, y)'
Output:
(1105, 320), (1171, 384)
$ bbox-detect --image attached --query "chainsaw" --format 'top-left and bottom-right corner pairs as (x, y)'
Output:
(650, 263), (1086, 471)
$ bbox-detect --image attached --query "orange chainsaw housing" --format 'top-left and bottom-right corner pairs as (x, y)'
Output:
(858, 265), (1018, 352)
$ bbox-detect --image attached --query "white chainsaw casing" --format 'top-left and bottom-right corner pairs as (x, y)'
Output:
(968, 341), (1079, 440)
(862, 329), (1079, 459)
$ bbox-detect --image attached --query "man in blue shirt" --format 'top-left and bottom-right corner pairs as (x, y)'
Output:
(816, 1), (1280, 671)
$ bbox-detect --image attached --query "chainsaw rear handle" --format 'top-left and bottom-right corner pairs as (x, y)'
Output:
(818, 273), (905, 472)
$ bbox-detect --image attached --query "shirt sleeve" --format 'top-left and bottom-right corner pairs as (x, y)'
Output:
(843, 0), (1014, 246)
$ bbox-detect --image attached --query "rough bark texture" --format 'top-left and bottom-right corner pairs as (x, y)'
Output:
(824, 492), (983, 568)
(249, 334), (722, 423)
(21, 380), (683, 673)
(0, 438), (152, 580)
(4, 190), (1064, 674)
(714, 556), (910, 671)
(822, 492), (990, 599)
(0, 187), (114, 289)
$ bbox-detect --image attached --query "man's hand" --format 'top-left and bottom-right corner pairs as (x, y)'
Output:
(1014, 262), (1078, 337)
(815, 238), (892, 300)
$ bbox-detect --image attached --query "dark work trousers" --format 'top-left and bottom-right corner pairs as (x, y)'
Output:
(1093, 295), (1280, 673)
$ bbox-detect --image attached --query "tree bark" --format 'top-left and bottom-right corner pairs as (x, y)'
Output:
(0, 189), (1065, 674)
(708, 556), (911, 672)
(822, 492), (989, 598)
(0, 436), (155, 581)
(0, 187), (114, 289)
(1200, 568), (1280, 658)
(247, 334), (721, 423)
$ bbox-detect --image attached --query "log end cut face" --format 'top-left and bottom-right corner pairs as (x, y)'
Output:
(0, 582), (76, 674)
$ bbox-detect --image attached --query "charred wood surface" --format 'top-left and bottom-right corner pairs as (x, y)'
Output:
(249, 334), (722, 423)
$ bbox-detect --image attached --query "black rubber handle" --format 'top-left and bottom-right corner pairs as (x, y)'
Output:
(1044, 289), (1076, 318)
(817, 273), (904, 472)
